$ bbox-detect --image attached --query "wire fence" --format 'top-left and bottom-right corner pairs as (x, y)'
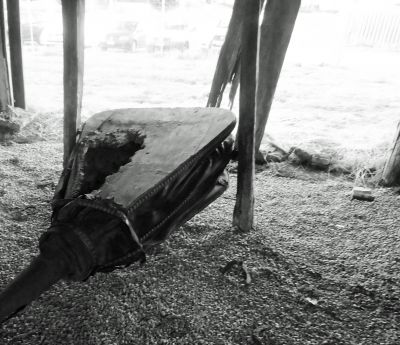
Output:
(346, 9), (400, 50)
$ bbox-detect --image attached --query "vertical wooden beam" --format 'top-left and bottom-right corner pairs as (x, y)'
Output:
(0, 0), (6, 54)
(255, 0), (301, 153)
(0, 32), (9, 112)
(0, 0), (10, 111)
(6, 0), (25, 109)
(233, 0), (259, 232)
(381, 122), (400, 186)
(61, 0), (85, 167)
(207, 0), (245, 108)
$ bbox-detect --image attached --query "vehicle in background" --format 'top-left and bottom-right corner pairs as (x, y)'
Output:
(209, 19), (229, 49)
(36, 18), (63, 46)
(20, 0), (56, 45)
(99, 21), (146, 52)
(21, 22), (44, 45)
(20, 0), (107, 47)
(146, 22), (190, 52)
(32, 13), (106, 47)
(162, 23), (191, 51)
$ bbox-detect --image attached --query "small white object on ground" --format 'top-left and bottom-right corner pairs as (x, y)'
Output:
(351, 187), (375, 202)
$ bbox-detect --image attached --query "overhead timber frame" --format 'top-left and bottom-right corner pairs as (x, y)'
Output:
(0, 0), (301, 231)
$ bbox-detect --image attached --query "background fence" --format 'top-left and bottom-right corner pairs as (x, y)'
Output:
(346, 9), (400, 50)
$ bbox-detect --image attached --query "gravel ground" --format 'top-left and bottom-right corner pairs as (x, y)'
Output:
(0, 137), (399, 345)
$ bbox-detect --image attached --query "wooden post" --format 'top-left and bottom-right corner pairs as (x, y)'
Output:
(0, 0), (6, 54)
(207, 0), (245, 108)
(255, 0), (300, 153)
(232, 0), (259, 232)
(381, 122), (400, 186)
(0, 0), (10, 111)
(61, 0), (85, 167)
(6, 0), (25, 109)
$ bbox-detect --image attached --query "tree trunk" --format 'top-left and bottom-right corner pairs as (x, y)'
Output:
(207, 0), (245, 108)
(232, 0), (259, 232)
(6, 0), (25, 109)
(62, 0), (85, 167)
(255, 0), (301, 152)
(382, 122), (400, 186)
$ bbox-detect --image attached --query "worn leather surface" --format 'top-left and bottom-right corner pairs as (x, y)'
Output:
(54, 107), (236, 207)
(41, 108), (236, 280)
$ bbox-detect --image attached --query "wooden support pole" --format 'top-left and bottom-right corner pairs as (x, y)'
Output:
(255, 0), (300, 153)
(0, 39), (9, 111)
(207, 0), (245, 108)
(6, 0), (25, 109)
(61, 0), (85, 167)
(381, 122), (400, 186)
(233, 0), (259, 232)
(0, 0), (11, 111)
(0, 0), (6, 55)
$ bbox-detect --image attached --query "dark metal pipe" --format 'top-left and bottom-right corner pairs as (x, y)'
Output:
(0, 254), (67, 323)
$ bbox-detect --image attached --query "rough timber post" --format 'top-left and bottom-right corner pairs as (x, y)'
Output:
(233, 0), (259, 231)
(0, 0), (6, 56)
(207, 0), (245, 108)
(255, 0), (301, 154)
(6, 0), (25, 109)
(0, 0), (10, 111)
(62, 0), (85, 167)
(381, 122), (400, 186)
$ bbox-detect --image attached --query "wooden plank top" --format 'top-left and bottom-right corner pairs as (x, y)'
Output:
(82, 107), (236, 208)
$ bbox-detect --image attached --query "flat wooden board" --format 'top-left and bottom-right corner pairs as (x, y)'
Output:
(82, 107), (236, 208)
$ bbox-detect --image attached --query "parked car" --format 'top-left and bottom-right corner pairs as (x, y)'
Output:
(29, 11), (106, 47)
(21, 22), (44, 45)
(209, 20), (229, 49)
(20, 0), (55, 45)
(99, 21), (146, 52)
(37, 18), (63, 46)
(146, 23), (190, 52)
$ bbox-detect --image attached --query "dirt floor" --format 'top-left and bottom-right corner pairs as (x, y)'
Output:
(0, 136), (399, 345)
(1, 9), (400, 343)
